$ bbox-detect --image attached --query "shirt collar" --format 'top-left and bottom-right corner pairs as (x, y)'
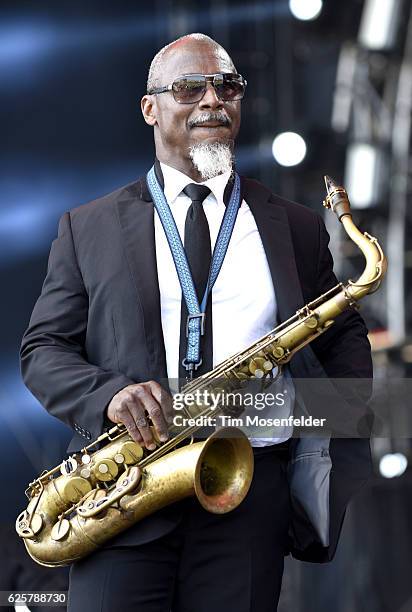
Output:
(160, 161), (232, 206)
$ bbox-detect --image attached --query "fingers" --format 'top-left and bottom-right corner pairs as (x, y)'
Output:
(147, 380), (174, 426)
(127, 398), (157, 450)
(135, 384), (170, 442)
(117, 407), (144, 446)
(106, 382), (172, 450)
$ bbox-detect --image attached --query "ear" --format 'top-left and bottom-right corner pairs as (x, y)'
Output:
(141, 95), (157, 126)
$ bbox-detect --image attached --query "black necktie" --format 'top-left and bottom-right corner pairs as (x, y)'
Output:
(178, 183), (213, 385)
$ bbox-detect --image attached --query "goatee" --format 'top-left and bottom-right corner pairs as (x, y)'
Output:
(188, 141), (234, 180)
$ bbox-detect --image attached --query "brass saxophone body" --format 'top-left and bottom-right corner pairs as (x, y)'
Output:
(16, 177), (386, 567)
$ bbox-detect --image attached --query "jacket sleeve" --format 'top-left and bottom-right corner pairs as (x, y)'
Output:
(310, 213), (373, 405)
(20, 212), (135, 441)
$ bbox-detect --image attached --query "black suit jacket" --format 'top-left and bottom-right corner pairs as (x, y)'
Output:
(20, 172), (373, 562)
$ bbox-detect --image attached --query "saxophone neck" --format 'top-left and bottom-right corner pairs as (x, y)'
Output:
(323, 175), (387, 300)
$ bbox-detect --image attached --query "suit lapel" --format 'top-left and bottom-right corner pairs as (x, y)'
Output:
(243, 178), (328, 379)
(116, 177), (168, 383)
(242, 178), (305, 322)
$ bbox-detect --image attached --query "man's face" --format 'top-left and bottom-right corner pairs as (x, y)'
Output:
(141, 40), (242, 174)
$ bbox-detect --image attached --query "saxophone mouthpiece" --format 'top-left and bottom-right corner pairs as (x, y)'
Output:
(322, 175), (351, 220)
(324, 175), (337, 195)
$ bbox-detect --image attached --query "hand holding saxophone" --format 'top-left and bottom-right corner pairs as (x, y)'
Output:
(106, 381), (173, 450)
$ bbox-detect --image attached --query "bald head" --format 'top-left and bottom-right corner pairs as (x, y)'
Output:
(147, 33), (236, 93)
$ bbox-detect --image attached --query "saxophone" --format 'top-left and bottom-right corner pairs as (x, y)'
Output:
(16, 176), (386, 567)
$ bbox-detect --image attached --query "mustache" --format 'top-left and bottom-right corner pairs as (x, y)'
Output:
(188, 112), (231, 129)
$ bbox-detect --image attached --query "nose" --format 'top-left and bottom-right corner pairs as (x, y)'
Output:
(198, 81), (223, 110)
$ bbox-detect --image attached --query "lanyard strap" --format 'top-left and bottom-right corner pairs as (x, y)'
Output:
(146, 166), (242, 374)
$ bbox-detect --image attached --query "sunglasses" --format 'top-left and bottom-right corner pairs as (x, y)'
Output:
(147, 73), (247, 104)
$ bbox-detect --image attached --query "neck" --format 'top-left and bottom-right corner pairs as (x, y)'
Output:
(156, 153), (204, 182)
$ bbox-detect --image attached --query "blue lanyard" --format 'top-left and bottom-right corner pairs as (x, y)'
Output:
(146, 166), (242, 376)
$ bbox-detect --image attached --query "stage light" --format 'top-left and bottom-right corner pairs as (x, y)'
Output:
(271, 132), (307, 167)
(289, 0), (323, 21)
(344, 142), (384, 208)
(379, 453), (408, 478)
(358, 0), (401, 50)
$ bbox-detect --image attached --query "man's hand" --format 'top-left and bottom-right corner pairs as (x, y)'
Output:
(106, 381), (173, 450)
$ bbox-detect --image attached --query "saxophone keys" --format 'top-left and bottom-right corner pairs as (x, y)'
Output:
(15, 512), (33, 539)
(272, 346), (285, 359)
(77, 489), (109, 518)
(93, 459), (119, 482)
(51, 518), (70, 541)
(253, 360), (274, 379)
(59, 457), (78, 476)
(248, 357), (266, 375)
(60, 476), (92, 503)
(118, 441), (144, 464)
(231, 371), (249, 385)
(236, 372), (249, 380)
(15, 511), (43, 539)
(15, 510), (42, 538)
(304, 315), (318, 330)
(30, 513), (43, 535)
(150, 426), (162, 445)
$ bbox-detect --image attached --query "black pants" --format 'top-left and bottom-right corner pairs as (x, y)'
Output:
(68, 445), (291, 612)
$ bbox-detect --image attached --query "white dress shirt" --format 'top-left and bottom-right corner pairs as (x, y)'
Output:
(154, 162), (294, 446)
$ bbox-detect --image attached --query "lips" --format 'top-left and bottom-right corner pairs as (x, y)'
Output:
(188, 113), (231, 130)
(192, 122), (229, 128)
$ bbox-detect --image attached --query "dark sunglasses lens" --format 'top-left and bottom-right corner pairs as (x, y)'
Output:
(172, 76), (205, 103)
(216, 76), (245, 101)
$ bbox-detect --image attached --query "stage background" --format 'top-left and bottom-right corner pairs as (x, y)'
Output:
(1, 1), (412, 610)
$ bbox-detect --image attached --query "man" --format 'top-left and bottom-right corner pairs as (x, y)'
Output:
(20, 33), (373, 611)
